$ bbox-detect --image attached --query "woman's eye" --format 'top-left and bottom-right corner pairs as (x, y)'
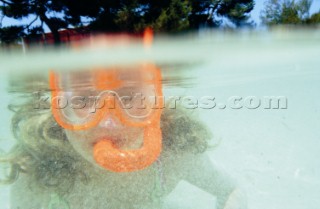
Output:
(119, 96), (133, 109)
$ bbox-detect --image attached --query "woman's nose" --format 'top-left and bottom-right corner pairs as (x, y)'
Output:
(97, 114), (121, 129)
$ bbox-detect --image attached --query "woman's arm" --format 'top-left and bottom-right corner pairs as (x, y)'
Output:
(179, 153), (247, 209)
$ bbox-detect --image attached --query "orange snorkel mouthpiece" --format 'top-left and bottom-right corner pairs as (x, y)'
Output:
(93, 121), (162, 172)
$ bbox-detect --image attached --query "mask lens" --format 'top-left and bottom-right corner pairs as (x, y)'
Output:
(52, 90), (101, 127)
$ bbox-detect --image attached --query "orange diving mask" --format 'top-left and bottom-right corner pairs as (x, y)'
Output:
(49, 63), (163, 172)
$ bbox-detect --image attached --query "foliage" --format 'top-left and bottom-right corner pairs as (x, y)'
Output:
(149, 0), (191, 32)
(0, 25), (24, 44)
(306, 11), (320, 24)
(188, 0), (255, 28)
(0, 0), (255, 44)
(261, 0), (320, 25)
(0, 0), (99, 44)
(150, 0), (192, 32)
(89, 0), (193, 33)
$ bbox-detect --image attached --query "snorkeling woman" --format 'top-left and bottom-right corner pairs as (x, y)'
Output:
(2, 63), (247, 209)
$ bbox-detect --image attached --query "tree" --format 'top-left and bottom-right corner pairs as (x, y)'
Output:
(260, 0), (320, 25)
(0, 25), (24, 45)
(1, 0), (256, 45)
(0, 0), (100, 44)
(144, 0), (192, 32)
(89, 0), (192, 33)
(188, 0), (255, 28)
(307, 12), (320, 24)
(90, 0), (255, 32)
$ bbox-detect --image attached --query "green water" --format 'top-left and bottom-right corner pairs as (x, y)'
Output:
(1, 30), (320, 209)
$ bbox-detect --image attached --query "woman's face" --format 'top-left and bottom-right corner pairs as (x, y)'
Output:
(62, 70), (155, 168)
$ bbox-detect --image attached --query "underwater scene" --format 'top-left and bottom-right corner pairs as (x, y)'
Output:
(0, 30), (320, 209)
